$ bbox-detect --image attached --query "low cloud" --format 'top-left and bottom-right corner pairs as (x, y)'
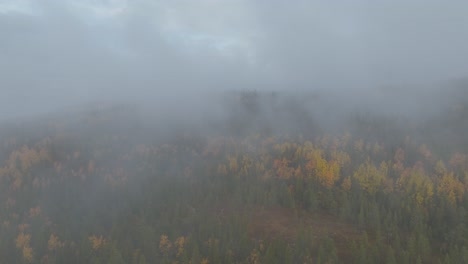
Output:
(1, 0), (468, 119)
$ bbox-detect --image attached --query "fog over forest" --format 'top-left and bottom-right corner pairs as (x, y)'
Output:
(2, 0), (468, 119)
(2, 1), (468, 263)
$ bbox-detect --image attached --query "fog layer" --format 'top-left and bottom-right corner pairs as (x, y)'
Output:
(2, 0), (468, 120)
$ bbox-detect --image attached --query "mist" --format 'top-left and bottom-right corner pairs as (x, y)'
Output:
(1, 0), (468, 122)
(3, 1), (468, 263)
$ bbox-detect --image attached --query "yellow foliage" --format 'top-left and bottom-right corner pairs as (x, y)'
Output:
(227, 156), (238, 173)
(331, 151), (351, 167)
(248, 248), (260, 264)
(174, 236), (186, 257)
(294, 147), (305, 162)
(353, 161), (386, 195)
(305, 149), (321, 172)
(397, 166), (435, 207)
(273, 142), (295, 156)
(464, 171), (468, 188)
(201, 258), (209, 264)
(15, 232), (33, 262)
(159, 234), (172, 255)
(48, 234), (64, 251)
(305, 149), (340, 188)
(22, 246), (33, 262)
(435, 160), (447, 176)
(48, 234), (59, 251)
(438, 172), (464, 205)
(240, 155), (253, 177)
(1, 145), (50, 192)
(303, 141), (314, 152)
(373, 143), (383, 155)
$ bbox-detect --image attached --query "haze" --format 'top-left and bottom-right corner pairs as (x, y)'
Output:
(2, 0), (468, 120)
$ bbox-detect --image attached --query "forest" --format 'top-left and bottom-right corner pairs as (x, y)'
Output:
(1, 89), (468, 264)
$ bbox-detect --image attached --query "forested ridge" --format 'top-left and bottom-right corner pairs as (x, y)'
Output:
(1, 91), (468, 263)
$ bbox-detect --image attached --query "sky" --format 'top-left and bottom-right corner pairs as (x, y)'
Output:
(2, 0), (468, 119)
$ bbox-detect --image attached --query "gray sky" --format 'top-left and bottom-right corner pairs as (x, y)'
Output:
(2, 0), (468, 119)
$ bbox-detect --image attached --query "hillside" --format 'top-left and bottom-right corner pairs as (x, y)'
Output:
(1, 91), (468, 263)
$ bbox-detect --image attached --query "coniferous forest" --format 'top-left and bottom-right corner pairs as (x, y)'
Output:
(1, 90), (468, 264)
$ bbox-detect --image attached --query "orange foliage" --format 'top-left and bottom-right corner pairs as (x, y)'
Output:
(16, 233), (31, 249)
(341, 177), (352, 191)
(450, 152), (466, 168)
(419, 144), (432, 160)
(294, 166), (303, 179)
(88, 235), (106, 250)
(382, 177), (394, 194)
(273, 158), (293, 179)
(305, 149), (340, 188)
(15, 232), (33, 262)
(28, 206), (41, 218)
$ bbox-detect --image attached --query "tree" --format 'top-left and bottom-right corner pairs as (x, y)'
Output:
(15, 233), (33, 263)
(438, 172), (464, 205)
(354, 161), (387, 195)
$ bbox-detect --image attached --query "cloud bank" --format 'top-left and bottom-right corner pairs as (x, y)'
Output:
(2, 0), (468, 119)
